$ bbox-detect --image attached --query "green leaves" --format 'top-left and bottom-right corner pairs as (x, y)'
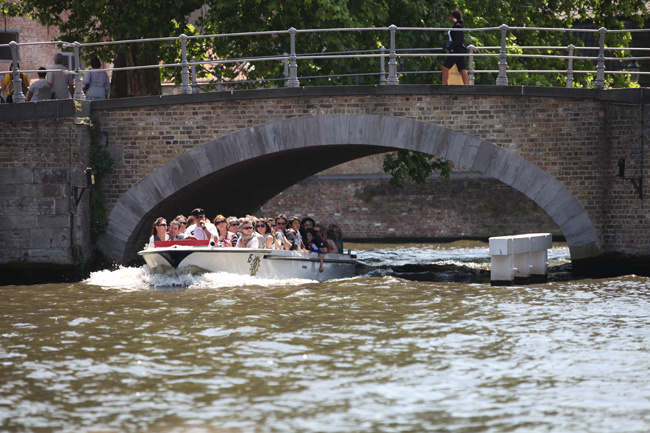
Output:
(383, 150), (451, 189)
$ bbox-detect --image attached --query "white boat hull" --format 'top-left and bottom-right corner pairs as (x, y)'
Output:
(138, 247), (356, 282)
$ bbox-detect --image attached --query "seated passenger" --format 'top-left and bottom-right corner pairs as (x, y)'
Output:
(147, 217), (169, 248)
(184, 208), (217, 240)
(300, 216), (315, 238)
(174, 215), (188, 234)
(227, 216), (240, 246)
(235, 219), (259, 248)
(168, 221), (183, 240)
(329, 224), (344, 254)
(213, 214), (231, 246)
(305, 228), (325, 273)
(315, 224), (336, 253)
(274, 213), (291, 250)
(255, 217), (275, 249)
(285, 216), (308, 252)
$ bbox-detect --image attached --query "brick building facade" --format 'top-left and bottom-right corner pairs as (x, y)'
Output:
(1, 11), (61, 79)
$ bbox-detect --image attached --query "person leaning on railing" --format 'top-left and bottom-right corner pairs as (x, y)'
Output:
(442, 9), (469, 85)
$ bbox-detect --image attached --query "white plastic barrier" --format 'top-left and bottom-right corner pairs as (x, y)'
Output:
(489, 233), (553, 285)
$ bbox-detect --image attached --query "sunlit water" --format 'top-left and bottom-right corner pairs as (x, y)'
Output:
(1, 242), (649, 433)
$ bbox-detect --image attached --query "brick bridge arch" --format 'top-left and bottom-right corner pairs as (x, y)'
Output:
(100, 114), (600, 263)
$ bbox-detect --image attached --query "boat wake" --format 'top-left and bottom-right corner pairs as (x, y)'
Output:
(85, 265), (318, 291)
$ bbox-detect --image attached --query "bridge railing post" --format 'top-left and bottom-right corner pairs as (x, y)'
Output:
(73, 42), (85, 101)
(566, 44), (575, 88)
(191, 59), (198, 93)
(180, 34), (192, 94)
(8, 41), (25, 103)
(283, 52), (289, 87)
(287, 28), (300, 88)
(379, 46), (387, 85)
(468, 45), (475, 85)
(595, 27), (607, 88)
(496, 24), (508, 86)
(387, 25), (399, 85)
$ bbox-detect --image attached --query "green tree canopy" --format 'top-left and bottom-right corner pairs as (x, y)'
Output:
(1, 0), (204, 97)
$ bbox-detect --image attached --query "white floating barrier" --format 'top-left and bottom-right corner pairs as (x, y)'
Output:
(489, 233), (553, 285)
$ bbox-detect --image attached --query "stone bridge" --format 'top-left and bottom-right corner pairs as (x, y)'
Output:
(1, 85), (648, 272)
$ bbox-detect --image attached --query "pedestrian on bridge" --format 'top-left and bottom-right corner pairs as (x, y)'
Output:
(442, 9), (469, 86)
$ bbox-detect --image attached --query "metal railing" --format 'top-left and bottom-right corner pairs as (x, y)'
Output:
(1, 25), (649, 103)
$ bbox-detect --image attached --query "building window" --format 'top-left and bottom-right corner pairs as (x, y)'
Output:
(0, 32), (19, 62)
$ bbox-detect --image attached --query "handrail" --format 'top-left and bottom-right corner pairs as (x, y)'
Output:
(1, 24), (648, 102)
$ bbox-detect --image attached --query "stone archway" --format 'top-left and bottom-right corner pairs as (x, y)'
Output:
(99, 114), (601, 263)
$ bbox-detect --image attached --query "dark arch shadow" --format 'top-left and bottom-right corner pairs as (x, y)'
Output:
(99, 114), (601, 263)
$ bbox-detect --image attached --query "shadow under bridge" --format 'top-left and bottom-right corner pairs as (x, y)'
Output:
(99, 114), (601, 264)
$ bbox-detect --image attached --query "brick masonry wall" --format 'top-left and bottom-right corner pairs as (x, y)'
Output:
(0, 116), (91, 266)
(1, 13), (61, 81)
(91, 90), (648, 255)
(259, 174), (561, 240)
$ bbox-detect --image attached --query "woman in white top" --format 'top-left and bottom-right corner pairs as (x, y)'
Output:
(235, 219), (259, 248)
(255, 217), (275, 249)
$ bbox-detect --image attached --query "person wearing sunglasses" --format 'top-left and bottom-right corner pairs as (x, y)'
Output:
(147, 217), (170, 249)
(226, 216), (241, 246)
(212, 214), (232, 247)
(274, 213), (291, 250)
(235, 219), (260, 248)
(183, 208), (218, 240)
(255, 217), (275, 249)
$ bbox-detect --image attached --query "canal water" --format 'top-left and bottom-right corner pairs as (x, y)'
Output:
(1, 241), (649, 433)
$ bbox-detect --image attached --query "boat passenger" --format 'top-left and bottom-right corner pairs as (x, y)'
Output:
(315, 224), (337, 253)
(328, 224), (344, 254)
(227, 216), (240, 246)
(300, 217), (315, 238)
(147, 217), (170, 249)
(184, 208), (217, 240)
(213, 214), (231, 246)
(274, 213), (291, 250)
(255, 217), (275, 249)
(305, 228), (325, 273)
(168, 221), (183, 240)
(174, 215), (188, 233)
(285, 216), (308, 252)
(235, 219), (259, 248)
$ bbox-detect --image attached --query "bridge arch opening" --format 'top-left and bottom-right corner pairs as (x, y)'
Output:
(99, 114), (601, 264)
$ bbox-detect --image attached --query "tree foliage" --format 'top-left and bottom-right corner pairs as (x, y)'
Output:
(1, 0), (203, 97)
(3, 0), (646, 186)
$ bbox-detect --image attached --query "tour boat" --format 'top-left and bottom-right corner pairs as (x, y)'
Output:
(138, 240), (357, 282)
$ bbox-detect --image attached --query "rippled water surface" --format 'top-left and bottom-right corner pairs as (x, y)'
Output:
(1, 242), (649, 433)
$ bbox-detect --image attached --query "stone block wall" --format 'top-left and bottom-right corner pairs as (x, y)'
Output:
(260, 173), (561, 240)
(0, 106), (91, 270)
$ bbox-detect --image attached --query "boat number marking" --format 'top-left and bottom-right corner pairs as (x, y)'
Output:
(248, 254), (262, 276)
